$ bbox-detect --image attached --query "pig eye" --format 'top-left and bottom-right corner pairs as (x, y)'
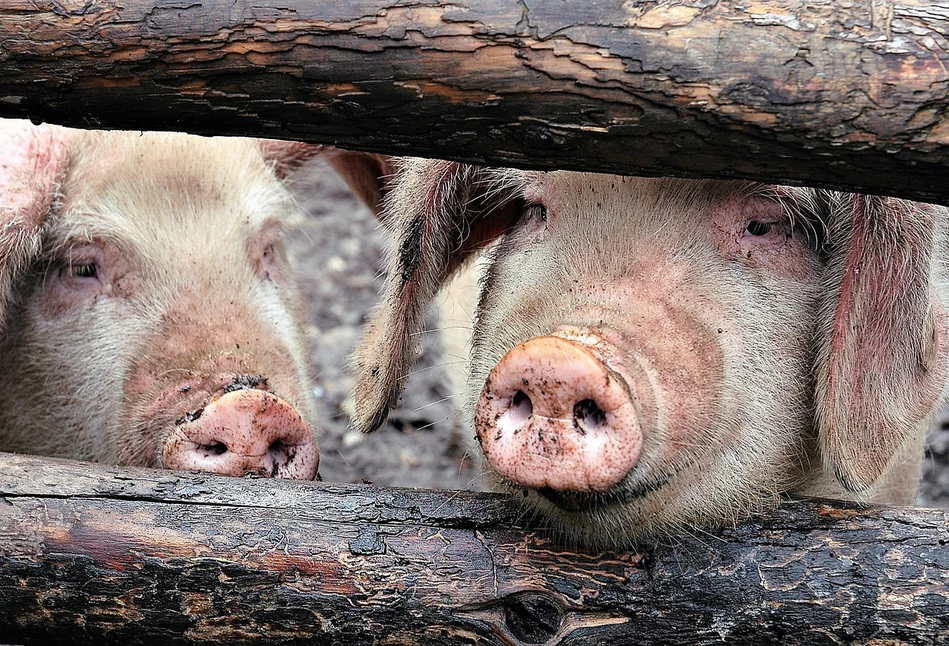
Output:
(261, 244), (276, 280)
(64, 261), (98, 280)
(521, 203), (548, 223)
(508, 201), (549, 244)
(49, 241), (116, 298)
(746, 221), (773, 236)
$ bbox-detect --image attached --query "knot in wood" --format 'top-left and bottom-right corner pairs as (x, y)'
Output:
(502, 592), (563, 644)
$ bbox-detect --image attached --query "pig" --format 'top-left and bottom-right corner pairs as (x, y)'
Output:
(0, 120), (381, 480)
(349, 158), (949, 547)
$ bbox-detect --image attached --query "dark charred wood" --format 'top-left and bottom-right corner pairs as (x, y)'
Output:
(0, 2), (948, 203)
(0, 452), (947, 645)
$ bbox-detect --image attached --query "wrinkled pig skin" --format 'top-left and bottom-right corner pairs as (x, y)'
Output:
(0, 120), (333, 480)
(351, 159), (949, 547)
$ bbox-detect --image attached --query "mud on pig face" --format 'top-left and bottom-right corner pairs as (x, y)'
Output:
(352, 160), (949, 546)
(0, 123), (324, 479)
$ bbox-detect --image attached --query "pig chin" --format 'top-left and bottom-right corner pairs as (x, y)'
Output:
(535, 472), (672, 512)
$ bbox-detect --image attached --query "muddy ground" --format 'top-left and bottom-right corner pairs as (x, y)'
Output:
(289, 159), (949, 509)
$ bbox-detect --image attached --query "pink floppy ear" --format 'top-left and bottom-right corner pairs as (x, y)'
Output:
(258, 139), (325, 180)
(349, 159), (521, 434)
(258, 140), (393, 216)
(321, 148), (394, 218)
(0, 120), (70, 336)
(815, 194), (949, 493)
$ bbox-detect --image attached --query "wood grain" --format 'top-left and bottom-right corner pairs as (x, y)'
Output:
(0, 2), (948, 202)
(1, 452), (947, 645)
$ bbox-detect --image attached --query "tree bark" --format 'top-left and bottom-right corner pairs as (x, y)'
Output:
(0, 1), (948, 203)
(0, 452), (947, 645)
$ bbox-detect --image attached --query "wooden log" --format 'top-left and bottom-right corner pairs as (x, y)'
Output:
(0, 452), (947, 645)
(1, 2), (949, 203)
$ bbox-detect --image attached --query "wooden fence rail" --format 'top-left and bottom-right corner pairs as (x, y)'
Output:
(0, 453), (947, 645)
(1, 1), (949, 202)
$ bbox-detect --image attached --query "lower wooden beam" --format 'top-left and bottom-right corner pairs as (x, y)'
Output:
(0, 452), (947, 645)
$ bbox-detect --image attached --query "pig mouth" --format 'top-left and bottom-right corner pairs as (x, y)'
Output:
(534, 474), (671, 512)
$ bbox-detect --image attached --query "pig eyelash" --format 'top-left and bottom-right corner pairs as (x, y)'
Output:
(745, 220), (774, 237)
(745, 221), (773, 237)
(759, 206), (824, 249)
(753, 185), (827, 248)
(521, 203), (548, 223)
(58, 260), (99, 281)
(514, 203), (548, 234)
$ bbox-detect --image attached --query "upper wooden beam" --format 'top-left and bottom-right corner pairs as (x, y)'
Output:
(0, 1), (948, 202)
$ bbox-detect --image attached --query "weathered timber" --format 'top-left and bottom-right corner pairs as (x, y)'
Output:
(0, 453), (947, 645)
(1, 2), (949, 203)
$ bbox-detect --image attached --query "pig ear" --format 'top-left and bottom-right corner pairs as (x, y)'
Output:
(0, 121), (69, 336)
(321, 149), (394, 218)
(259, 141), (393, 216)
(349, 159), (520, 433)
(815, 194), (948, 493)
(258, 139), (325, 180)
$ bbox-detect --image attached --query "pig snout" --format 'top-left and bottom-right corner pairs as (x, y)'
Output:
(162, 387), (319, 479)
(475, 335), (644, 493)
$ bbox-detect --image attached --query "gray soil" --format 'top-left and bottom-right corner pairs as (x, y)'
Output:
(288, 158), (949, 509)
(288, 159), (480, 492)
(920, 421), (949, 508)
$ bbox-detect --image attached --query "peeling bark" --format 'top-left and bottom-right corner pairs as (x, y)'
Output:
(0, 1), (948, 202)
(0, 453), (947, 645)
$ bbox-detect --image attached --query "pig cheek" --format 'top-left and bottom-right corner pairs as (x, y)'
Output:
(30, 268), (157, 462)
(119, 364), (178, 467)
(620, 302), (728, 474)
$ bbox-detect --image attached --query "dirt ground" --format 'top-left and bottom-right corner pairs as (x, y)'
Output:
(288, 159), (480, 492)
(288, 158), (949, 509)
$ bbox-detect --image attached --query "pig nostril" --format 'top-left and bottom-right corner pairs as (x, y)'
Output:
(498, 390), (534, 434)
(198, 441), (228, 457)
(510, 390), (533, 423)
(573, 399), (607, 435)
(268, 439), (293, 467)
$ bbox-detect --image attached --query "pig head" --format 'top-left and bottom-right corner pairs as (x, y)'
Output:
(0, 120), (334, 479)
(351, 158), (949, 546)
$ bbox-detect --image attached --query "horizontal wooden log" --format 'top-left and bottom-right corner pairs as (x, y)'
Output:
(1, 2), (949, 203)
(0, 453), (947, 645)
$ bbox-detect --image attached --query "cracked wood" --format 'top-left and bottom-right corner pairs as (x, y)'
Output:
(0, 1), (948, 202)
(1, 453), (948, 645)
